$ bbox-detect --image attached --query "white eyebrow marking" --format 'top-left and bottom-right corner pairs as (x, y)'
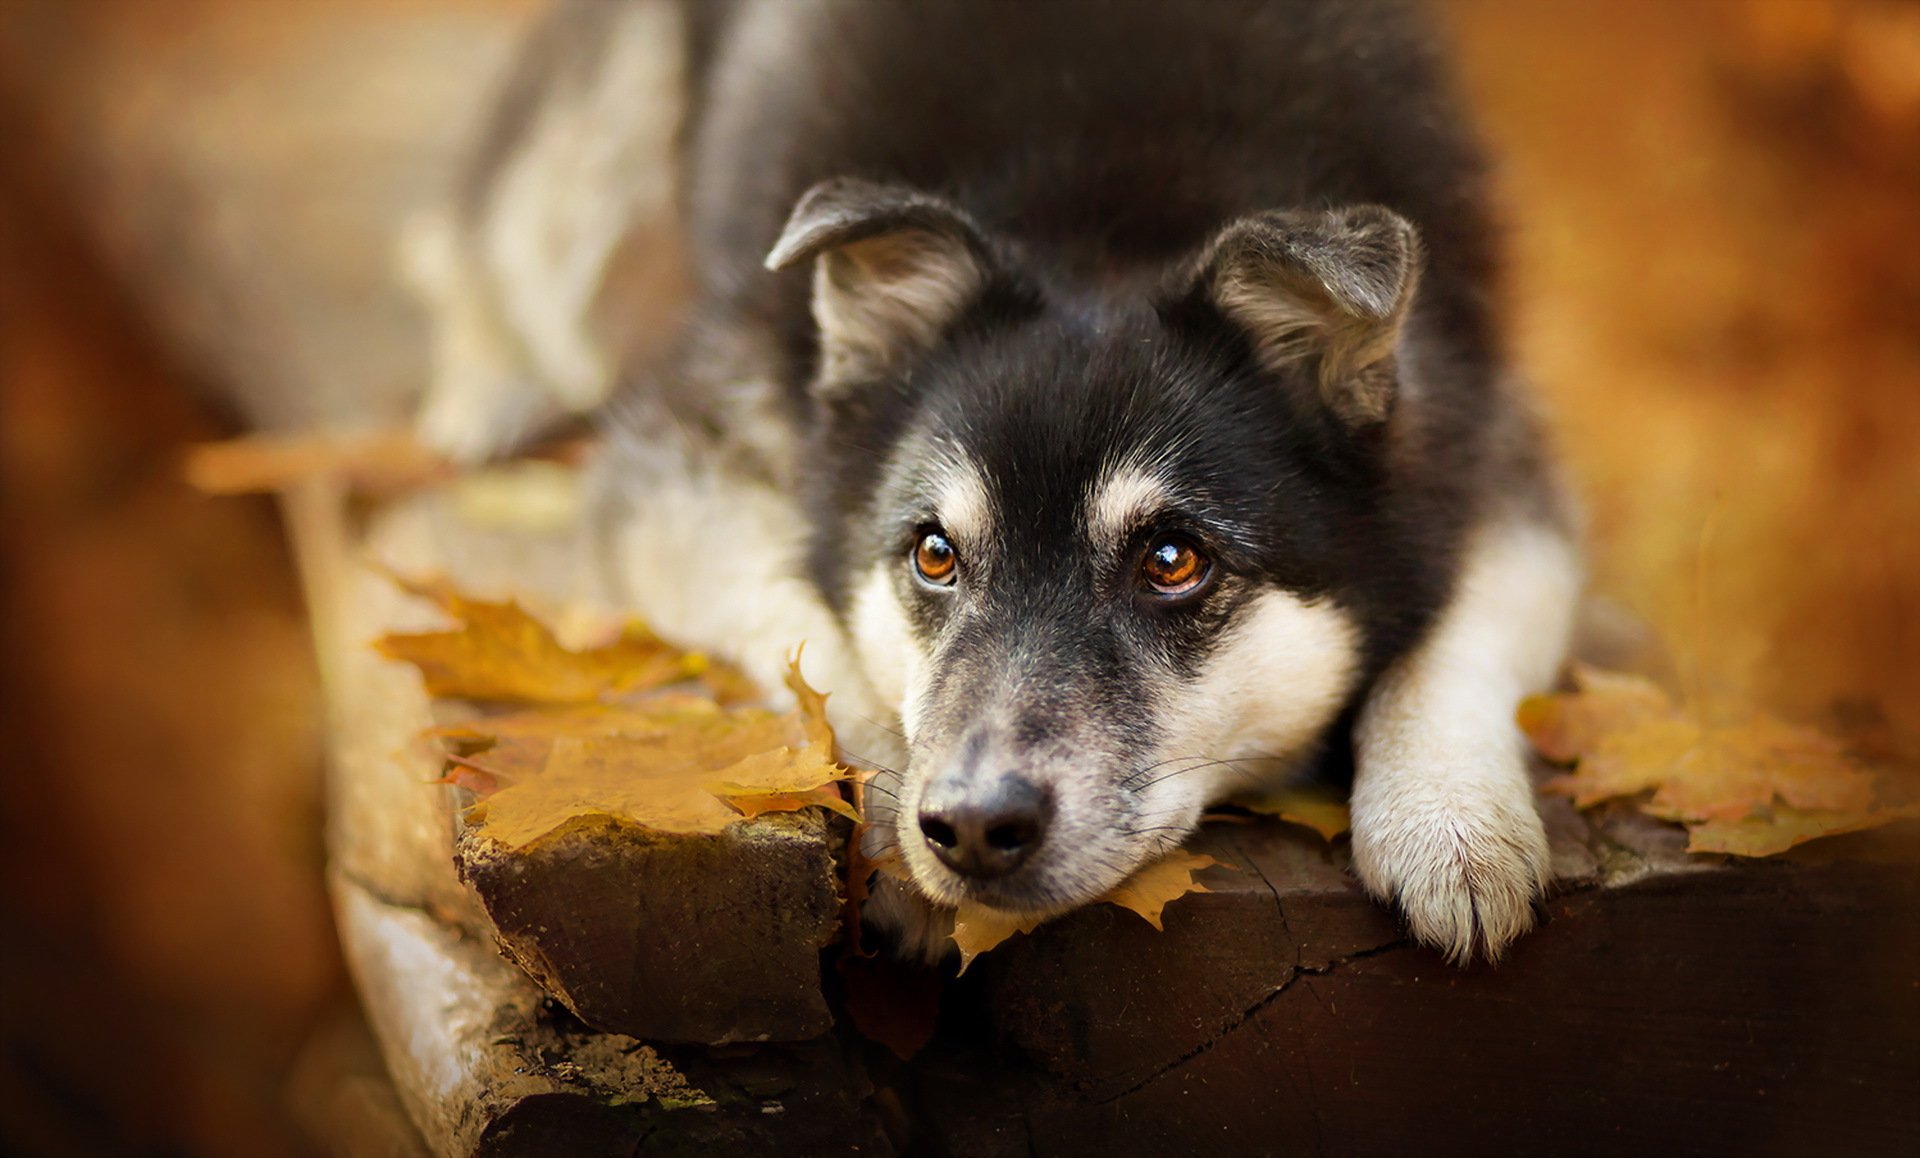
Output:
(931, 453), (993, 548)
(1086, 463), (1174, 551)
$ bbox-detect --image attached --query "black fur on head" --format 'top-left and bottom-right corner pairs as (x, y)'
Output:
(769, 179), (1446, 675)
(765, 180), (1456, 914)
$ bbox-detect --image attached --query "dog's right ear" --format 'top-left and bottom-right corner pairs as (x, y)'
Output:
(1180, 205), (1422, 426)
(766, 178), (994, 393)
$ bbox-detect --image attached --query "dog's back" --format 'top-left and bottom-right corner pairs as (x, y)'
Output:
(683, 0), (1497, 407)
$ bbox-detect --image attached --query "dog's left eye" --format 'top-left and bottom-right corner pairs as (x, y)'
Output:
(1140, 535), (1212, 598)
(913, 530), (959, 587)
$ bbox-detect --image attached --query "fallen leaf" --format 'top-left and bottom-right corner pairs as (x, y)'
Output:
(184, 429), (448, 495)
(725, 783), (861, 823)
(950, 905), (1045, 975)
(374, 576), (858, 846)
(433, 755), (513, 798)
(376, 573), (704, 703)
(1520, 663), (1919, 856)
(837, 954), (944, 1061)
(949, 849), (1219, 972)
(1228, 786), (1351, 842)
(466, 683), (851, 849)
(1102, 851), (1219, 930)
(1686, 805), (1912, 857)
(699, 659), (765, 707)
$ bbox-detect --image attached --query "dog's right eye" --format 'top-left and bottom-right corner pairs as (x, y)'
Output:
(912, 531), (958, 587)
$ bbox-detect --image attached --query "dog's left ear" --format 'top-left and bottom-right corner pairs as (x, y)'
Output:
(767, 178), (995, 393)
(1183, 205), (1422, 425)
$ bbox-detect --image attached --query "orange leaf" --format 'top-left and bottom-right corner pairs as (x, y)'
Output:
(783, 651), (836, 751)
(948, 849), (1219, 971)
(1228, 786), (1351, 841)
(1102, 851), (1218, 930)
(837, 954), (943, 1061)
(375, 572), (705, 703)
(433, 755), (513, 799)
(184, 429), (448, 495)
(1687, 802), (1920, 857)
(374, 578), (860, 846)
(1521, 663), (1912, 856)
(473, 710), (849, 849)
(950, 905), (1045, 975)
(724, 788), (858, 822)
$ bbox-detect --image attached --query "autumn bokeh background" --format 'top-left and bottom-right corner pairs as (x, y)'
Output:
(1, 1), (1917, 1153)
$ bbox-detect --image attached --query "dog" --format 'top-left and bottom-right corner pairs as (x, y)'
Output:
(417, 0), (1583, 965)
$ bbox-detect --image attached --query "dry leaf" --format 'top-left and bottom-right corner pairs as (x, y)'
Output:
(951, 905), (1046, 975)
(374, 577), (857, 847)
(837, 953), (944, 1062)
(185, 429), (595, 496)
(464, 681), (850, 849)
(725, 783), (861, 823)
(1520, 663), (1919, 856)
(1102, 851), (1218, 930)
(1687, 806), (1910, 858)
(949, 849), (1218, 972)
(433, 755), (513, 798)
(1228, 786), (1351, 841)
(376, 573), (704, 703)
(185, 429), (448, 495)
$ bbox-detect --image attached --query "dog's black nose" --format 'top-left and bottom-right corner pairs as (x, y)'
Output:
(917, 777), (1053, 879)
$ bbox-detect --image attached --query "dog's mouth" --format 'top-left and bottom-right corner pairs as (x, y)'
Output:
(882, 796), (1173, 920)
(907, 858), (1076, 917)
(862, 739), (1210, 927)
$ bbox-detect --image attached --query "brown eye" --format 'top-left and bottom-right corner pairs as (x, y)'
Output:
(913, 531), (958, 586)
(1141, 536), (1210, 598)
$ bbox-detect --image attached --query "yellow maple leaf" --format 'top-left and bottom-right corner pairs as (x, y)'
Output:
(462, 667), (853, 849)
(375, 573), (705, 703)
(949, 850), (1218, 973)
(1101, 851), (1219, 930)
(1227, 786), (1351, 841)
(1519, 663), (1917, 857)
(1687, 805), (1911, 858)
(950, 906), (1046, 975)
(374, 576), (858, 845)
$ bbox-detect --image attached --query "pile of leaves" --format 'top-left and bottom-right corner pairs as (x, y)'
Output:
(1520, 664), (1920, 856)
(375, 574), (1221, 974)
(375, 575), (854, 848)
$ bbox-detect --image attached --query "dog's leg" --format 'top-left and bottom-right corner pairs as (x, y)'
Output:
(1349, 517), (1581, 963)
(409, 0), (686, 461)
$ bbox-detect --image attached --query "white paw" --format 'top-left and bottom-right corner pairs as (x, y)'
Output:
(1349, 764), (1551, 965)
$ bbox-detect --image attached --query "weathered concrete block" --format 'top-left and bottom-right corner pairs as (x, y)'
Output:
(929, 809), (1920, 1157)
(336, 875), (878, 1158)
(457, 812), (844, 1045)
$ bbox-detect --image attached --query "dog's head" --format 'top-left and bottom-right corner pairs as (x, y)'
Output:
(767, 178), (1432, 919)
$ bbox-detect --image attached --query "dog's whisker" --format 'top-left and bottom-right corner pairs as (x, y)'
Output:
(853, 713), (907, 741)
(1126, 755), (1268, 794)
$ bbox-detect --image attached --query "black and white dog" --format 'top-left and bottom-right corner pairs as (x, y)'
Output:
(417, 0), (1582, 964)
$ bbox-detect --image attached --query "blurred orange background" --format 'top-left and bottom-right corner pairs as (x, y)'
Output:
(2, 1), (1916, 1153)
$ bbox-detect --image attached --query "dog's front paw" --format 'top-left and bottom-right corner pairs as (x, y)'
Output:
(1349, 765), (1550, 965)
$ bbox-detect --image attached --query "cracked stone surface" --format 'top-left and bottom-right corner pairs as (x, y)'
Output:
(457, 810), (843, 1045)
(943, 806), (1920, 1158)
(335, 875), (880, 1157)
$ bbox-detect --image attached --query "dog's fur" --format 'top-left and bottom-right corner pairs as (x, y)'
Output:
(431, 0), (1582, 964)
